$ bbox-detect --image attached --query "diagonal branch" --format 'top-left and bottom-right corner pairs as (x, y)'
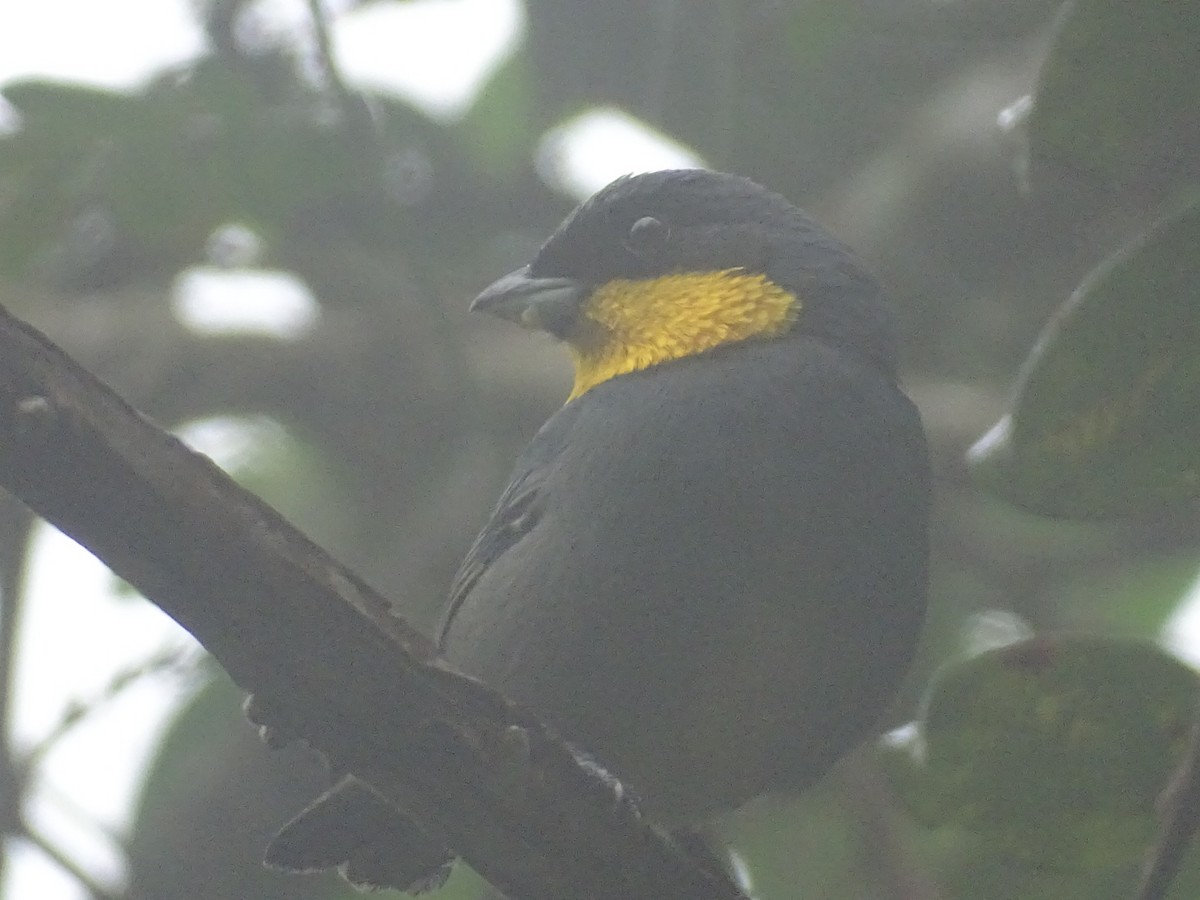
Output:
(1136, 695), (1200, 900)
(0, 494), (33, 889)
(0, 301), (745, 900)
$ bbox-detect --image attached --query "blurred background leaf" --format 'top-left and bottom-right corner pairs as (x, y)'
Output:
(969, 201), (1200, 518)
(882, 637), (1196, 885)
(1024, 0), (1200, 193)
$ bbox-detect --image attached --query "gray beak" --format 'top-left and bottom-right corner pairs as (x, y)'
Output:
(470, 266), (589, 336)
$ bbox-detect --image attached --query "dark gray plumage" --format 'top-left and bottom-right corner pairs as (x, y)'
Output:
(267, 169), (930, 892)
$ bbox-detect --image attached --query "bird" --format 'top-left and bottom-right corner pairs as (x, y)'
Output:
(265, 168), (931, 892)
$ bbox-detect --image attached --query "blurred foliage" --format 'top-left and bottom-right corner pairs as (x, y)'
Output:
(0, 0), (1198, 898)
(1023, 0), (1200, 192)
(884, 638), (1195, 885)
(969, 203), (1200, 517)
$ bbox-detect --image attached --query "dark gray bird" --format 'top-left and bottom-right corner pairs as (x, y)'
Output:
(267, 168), (931, 892)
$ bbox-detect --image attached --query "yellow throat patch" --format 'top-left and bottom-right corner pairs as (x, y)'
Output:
(566, 269), (799, 400)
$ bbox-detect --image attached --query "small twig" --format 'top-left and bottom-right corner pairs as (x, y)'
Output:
(0, 497), (35, 887)
(304, 0), (377, 137)
(305, 0), (351, 100)
(21, 821), (124, 900)
(24, 646), (205, 768)
(34, 780), (124, 848)
(842, 756), (943, 900)
(303, 0), (385, 184)
(1136, 694), (1200, 900)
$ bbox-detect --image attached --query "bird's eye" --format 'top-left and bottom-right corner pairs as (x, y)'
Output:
(624, 216), (670, 258)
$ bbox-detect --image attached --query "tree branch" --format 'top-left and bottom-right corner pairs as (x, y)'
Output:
(22, 821), (125, 900)
(0, 301), (745, 900)
(0, 495), (33, 890)
(1136, 696), (1200, 900)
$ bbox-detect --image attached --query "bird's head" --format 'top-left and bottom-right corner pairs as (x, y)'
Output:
(472, 169), (898, 399)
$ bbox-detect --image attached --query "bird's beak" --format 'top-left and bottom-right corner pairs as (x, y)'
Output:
(470, 266), (589, 336)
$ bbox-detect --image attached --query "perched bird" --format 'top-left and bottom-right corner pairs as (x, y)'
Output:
(267, 169), (930, 891)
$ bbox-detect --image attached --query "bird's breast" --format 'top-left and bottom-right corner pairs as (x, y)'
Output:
(440, 339), (929, 822)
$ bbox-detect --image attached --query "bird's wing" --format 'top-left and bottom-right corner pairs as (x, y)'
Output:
(436, 466), (545, 648)
(434, 404), (580, 649)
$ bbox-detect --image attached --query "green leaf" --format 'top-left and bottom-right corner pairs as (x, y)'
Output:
(453, 49), (537, 181)
(1025, 0), (1200, 189)
(882, 635), (1196, 874)
(1059, 554), (1200, 638)
(969, 202), (1200, 518)
(0, 57), (400, 283)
